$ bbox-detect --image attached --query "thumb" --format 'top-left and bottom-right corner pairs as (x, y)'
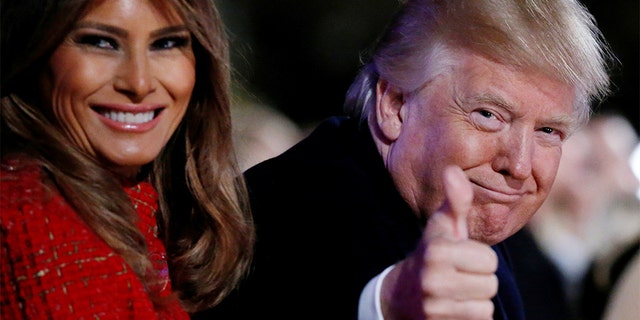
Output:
(426, 166), (473, 240)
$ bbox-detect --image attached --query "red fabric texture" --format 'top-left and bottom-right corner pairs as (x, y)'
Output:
(1, 160), (189, 319)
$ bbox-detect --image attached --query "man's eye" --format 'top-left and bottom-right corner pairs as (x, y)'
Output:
(541, 127), (554, 134)
(151, 36), (190, 50)
(538, 126), (566, 144)
(470, 109), (503, 131)
(76, 35), (118, 50)
(478, 109), (496, 119)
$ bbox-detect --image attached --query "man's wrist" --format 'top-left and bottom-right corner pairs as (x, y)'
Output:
(358, 264), (396, 320)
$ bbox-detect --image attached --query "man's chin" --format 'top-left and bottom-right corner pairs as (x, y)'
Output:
(469, 217), (515, 245)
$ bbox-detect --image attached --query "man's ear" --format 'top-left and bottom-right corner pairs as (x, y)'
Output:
(375, 79), (404, 142)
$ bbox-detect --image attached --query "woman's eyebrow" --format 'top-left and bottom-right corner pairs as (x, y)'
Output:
(72, 21), (189, 38)
(150, 25), (190, 38)
(73, 21), (127, 37)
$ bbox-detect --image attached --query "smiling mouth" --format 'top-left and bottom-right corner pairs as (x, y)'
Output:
(470, 180), (527, 202)
(96, 108), (161, 124)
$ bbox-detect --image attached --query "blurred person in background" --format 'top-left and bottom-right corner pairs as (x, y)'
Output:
(229, 91), (305, 171)
(576, 114), (640, 320)
(600, 241), (640, 320)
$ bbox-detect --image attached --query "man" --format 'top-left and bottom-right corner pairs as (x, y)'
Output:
(198, 0), (612, 319)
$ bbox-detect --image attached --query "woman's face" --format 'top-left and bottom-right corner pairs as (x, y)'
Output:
(40, 0), (196, 177)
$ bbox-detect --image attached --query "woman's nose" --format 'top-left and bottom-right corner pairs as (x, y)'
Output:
(113, 52), (156, 100)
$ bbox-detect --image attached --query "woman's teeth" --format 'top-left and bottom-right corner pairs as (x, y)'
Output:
(103, 110), (155, 124)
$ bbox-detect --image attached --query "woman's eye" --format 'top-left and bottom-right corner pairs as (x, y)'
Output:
(151, 36), (190, 50)
(76, 35), (118, 50)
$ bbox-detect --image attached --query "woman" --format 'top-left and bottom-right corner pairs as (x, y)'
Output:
(0, 0), (254, 318)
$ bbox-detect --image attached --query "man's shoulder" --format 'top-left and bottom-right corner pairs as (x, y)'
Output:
(245, 116), (360, 179)
(243, 115), (383, 216)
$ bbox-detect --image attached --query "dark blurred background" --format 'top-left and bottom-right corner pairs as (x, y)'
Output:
(217, 0), (639, 134)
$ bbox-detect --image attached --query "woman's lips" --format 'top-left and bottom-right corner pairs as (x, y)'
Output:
(102, 110), (155, 124)
(92, 104), (164, 132)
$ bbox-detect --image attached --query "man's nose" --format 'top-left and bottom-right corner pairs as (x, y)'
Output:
(493, 131), (533, 180)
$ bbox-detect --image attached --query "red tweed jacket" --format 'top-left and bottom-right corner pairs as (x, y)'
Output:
(0, 159), (189, 319)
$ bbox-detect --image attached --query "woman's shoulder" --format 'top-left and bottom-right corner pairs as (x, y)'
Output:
(0, 154), (52, 213)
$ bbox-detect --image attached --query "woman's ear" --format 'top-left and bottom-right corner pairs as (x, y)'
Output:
(375, 79), (404, 142)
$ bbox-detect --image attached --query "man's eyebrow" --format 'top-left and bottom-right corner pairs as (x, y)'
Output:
(541, 114), (577, 131)
(470, 92), (577, 128)
(72, 21), (189, 38)
(468, 93), (513, 110)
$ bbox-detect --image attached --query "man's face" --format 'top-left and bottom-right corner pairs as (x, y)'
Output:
(377, 51), (576, 245)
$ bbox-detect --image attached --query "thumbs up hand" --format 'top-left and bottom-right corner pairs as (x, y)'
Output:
(380, 166), (499, 319)
(425, 165), (473, 241)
